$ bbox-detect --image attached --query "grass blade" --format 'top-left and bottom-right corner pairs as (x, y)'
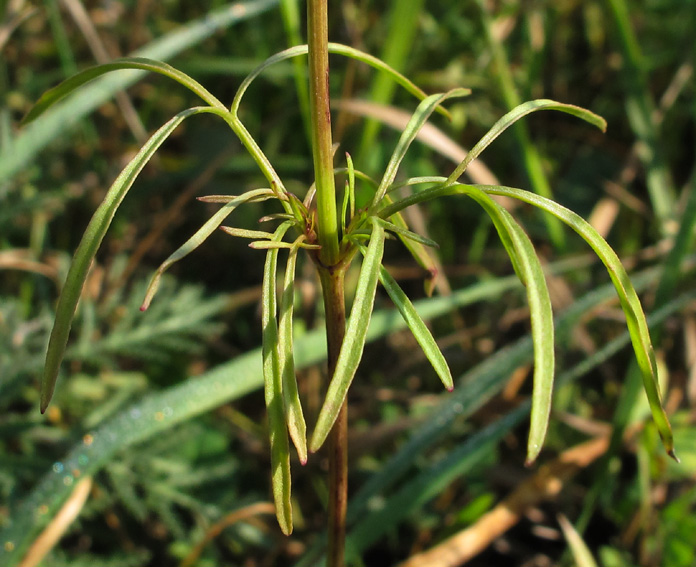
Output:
(279, 237), (308, 464)
(41, 107), (223, 413)
(262, 222), (294, 534)
(480, 184), (676, 459)
(310, 219), (386, 452)
(140, 188), (274, 310)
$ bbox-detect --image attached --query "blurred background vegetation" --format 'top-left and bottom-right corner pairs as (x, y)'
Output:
(1, 0), (695, 565)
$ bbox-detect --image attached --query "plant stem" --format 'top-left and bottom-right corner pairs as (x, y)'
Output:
(307, 0), (339, 266)
(308, 0), (347, 563)
(320, 268), (348, 567)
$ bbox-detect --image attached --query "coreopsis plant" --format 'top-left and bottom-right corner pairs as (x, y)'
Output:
(24, 1), (675, 564)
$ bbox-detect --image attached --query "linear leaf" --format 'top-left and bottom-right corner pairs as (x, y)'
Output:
(219, 227), (276, 240)
(371, 89), (470, 208)
(231, 43), (449, 118)
(310, 219), (386, 452)
(41, 106), (223, 413)
(381, 192), (441, 297)
(445, 100), (607, 187)
(378, 177), (674, 458)
(377, 218), (440, 248)
(0, 0), (278, 182)
(371, 259), (453, 391)
(379, 181), (555, 461)
(479, 184), (676, 459)
(279, 238), (308, 463)
(262, 222), (294, 534)
(469, 193), (555, 463)
(23, 58), (227, 126)
(141, 188), (274, 310)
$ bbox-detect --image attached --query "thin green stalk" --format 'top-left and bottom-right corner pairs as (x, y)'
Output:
(308, 0), (339, 265)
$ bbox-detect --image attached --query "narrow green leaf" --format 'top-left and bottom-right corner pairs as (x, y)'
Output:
(346, 152), (356, 220)
(279, 237), (308, 464)
(481, 202), (554, 463)
(445, 99), (607, 187)
(381, 192), (441, 297)
(23, 58), (227, 125)
(1, 0), (278, 183)
(341, 180), (350, 237)
(371, 89), (471, 208)
(310, 219), (386, 452)
(379, 180), (555, 461)
(371, 258), (453, 391)
(219, 226), (276, 240)
(231, 43), (449, 118)
(250, 240), (320, 250)
(451, 187), (554, 463)
(377, 218), (439, 248)
(141, 188), (274, 311)
(262, 222), (294, 535)
(379, 176), (673, 458)
(41, 106), (223, 413)
(480, 184), (676, 460)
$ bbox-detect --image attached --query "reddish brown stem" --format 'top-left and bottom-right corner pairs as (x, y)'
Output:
(319, 268), (347, 567)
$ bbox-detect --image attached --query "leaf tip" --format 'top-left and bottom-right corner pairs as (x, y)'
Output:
(668, 449), (680, 464)
(308, 431), (325, 454)
(525, 442), (542, 467)
(40, 389), (52, 414)
(278, 519), (293, 536)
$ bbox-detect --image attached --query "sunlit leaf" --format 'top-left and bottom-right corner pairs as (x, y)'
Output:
(23, 58), (227, 125)
(479, 184), (676, 460)
(310, 219), (386, 452)
(371, 259), (453, 391)
(279, 237), (308, 463)
(371, 89), (470, 208)
(231, 43), (451, 119)
(41, 107), (226, 413)
(262, 222), (294, 534)
(140, 188), (274, 311)
(445, 99), (606, 186)
(379, 182), (555, 461)
(558, 515), (599, 567)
